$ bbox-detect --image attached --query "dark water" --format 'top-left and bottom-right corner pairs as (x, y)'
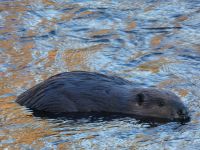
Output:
(0, 0), (200, 149)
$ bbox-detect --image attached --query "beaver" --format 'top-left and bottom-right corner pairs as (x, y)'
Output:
(16, 71), (190, 123)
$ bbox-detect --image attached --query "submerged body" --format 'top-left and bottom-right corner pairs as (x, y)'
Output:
(16, 71), (190, 122)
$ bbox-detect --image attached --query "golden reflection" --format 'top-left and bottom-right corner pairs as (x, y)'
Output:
(5, 13), (18, 21)
(89, 29), (112, 38)
(42, 0), (56, 6)
(36, 18), (57, 33)
(193, 44), (200, 53)
(0, 80), (13, 96)
(174, 89), (189, 97)
(173, 22), (181, 29)
(144, 5), (156, 12)
(10, 120), (56, 144)
(172, 15), (188, 31)
(0, 72), (5, 76)
(130, 144), (139, 150)
(7, 42), (34, 71)
(157, 77), (182, 88)
(48, 50), (58, 60)
(60, 5), (81, 21)
(175, 15), (188, 22)
(61, 13), (76, 21)
(44, 49), (58, 68)
(0, 27), (13, 35)
(35, 58), (46, 66)
(79, 10), (95, 17)
(26, 30), (38, 37)
(64, 49), (90, 71)
(0, 98), (16, 110)
(0, 1), (28, 12)
(150, 34), (164, 47)
(63, 44), (107, 71)
(159, 44), (174, 51)
(0, 97), (56, 146)
(57, 143), (72, 149)
(127, 51), (145, 62)
(126, 21), (137, 31)
(81, 135), (96, 140)
(191, 120), (199, 124)
(0, 40), (15, 50)
(138, 58), (173, 73)
(0, 0), (35, 82)
(13, 72), (36, 87)
(196, 113), (200, 117)
(0, 70), (36, 96)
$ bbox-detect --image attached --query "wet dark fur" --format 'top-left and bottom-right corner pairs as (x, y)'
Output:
(16, 71), (190, 123)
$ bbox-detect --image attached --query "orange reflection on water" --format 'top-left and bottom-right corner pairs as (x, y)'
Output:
(175, 15), (188, 22)
(0, 1), (28, 13)
(0, 78), (14, 96)
(79, 10), (95, 17)
(144, 5), (156, 12)
(11, 123), (55, 145)
(157, 77), (182, 88)
(126, 21), (137, 31)
(89, 29), (112, 38)
(0, 97), (56, 148)
(60, 4), (81, 21)
(0, 40), (15, 50)
(175, 89), (189, 97)
(150, 34), (164, 47)
(10, 42), (34, 69)
(63, 44), (107, 71)
(42, 0), (56, 6)
(138, 57), (173, 73)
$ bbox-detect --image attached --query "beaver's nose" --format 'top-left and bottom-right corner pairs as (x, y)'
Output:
(177, 109), (187, 116)
(177, 109), (190, 122)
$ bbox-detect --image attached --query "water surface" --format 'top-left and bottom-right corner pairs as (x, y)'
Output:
(0, 0), (200, 149)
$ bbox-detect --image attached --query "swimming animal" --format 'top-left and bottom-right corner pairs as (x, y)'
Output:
(16, 71), (190, 123)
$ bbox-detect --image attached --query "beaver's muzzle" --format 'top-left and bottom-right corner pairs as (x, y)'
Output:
(176, 108), (191, 123)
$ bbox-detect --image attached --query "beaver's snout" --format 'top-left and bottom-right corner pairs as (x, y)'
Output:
(176, 108), (191, 123)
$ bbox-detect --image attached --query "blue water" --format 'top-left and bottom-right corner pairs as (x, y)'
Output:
(0, 0), (200, 149)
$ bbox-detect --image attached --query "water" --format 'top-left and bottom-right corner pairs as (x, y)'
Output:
(0, 0), (200, 149)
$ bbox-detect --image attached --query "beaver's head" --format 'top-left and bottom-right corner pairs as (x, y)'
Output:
(127, 88), (190, 123)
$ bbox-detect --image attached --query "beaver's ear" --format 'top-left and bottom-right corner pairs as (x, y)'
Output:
(136, 93), (145, 106)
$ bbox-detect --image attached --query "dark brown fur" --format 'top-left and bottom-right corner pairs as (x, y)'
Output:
(16, 71), (190, 122)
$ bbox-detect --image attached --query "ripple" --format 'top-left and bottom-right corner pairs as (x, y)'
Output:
(0, 0), (200, 149)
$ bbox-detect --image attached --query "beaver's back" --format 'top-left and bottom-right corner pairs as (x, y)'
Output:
(16, 71), (132, 113)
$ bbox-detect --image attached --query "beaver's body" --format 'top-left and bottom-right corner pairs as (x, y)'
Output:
(16, 71), (190, 122)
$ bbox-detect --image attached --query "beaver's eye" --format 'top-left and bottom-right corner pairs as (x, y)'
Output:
(158, 101), (165, 107)
(137, 93), (144, 106)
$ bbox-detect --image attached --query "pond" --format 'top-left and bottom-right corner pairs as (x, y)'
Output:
(0, 0), (200, 149)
